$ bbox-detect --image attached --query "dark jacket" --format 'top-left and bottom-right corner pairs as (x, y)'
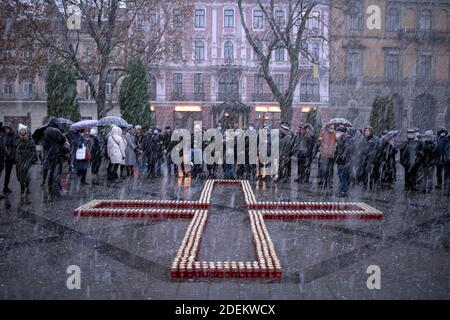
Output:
(43, 118), (67, 162)
(14, 133), (36, 183)
(422, 139), (437, 168)
(294, 132), (316, 160)
(436, 135), (449, 165)
(400, 139), (423, 170)
(335, 134), (352, 166)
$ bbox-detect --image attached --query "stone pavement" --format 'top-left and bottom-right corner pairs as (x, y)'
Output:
(0, 164), (449, 299)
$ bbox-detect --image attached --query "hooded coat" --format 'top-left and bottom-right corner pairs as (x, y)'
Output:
(2, 123), (16, 163)
(124, 131), (137, 166)
(43, 118), (67, 162)
(107, 126), (126, 165)
(14, 132), (36, 184)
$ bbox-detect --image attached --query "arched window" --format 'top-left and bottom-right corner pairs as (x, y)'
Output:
(149, 74), (157, 100)
(300, 74), (320, 102)
(387, 7), (400, 31)
(419, 9), (432, 31)
(224, 41), (234, 63)
(347, 2), (362, 30)
(218, 73), (239, 101)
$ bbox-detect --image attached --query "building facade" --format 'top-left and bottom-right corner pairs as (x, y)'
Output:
(0, 0), (330, 131)
(329, 0), (450, 130)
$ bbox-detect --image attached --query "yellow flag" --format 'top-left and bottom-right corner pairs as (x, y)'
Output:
(313, 63), (319, 79)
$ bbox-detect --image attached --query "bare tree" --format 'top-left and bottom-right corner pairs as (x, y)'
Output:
(10, 0), (192, 118)
(237, 0), (329, 124)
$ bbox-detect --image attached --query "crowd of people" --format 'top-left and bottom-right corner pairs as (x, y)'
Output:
(0, 118), (449, 198)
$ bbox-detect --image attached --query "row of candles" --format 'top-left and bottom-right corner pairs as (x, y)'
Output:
(94, 200), (204, 208)
(248, 201), (364, 210)
(259, 210), (383, 220)
(172, 261), (282, 279)
(198, 180), (214, 204)
(75, 208), (198, 218)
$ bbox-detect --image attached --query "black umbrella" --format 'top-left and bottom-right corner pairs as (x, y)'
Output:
(32, 126), (48, 144)
(97, 116), (129, 128)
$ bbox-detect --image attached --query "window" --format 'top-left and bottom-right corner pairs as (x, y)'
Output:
(194, 41), (205, 60)
(417, 55), (432, 79)
(173, 41), (183, 60)
(309, 11), (320, 29)
(254, 41), (263, 60)
(3, 82), (13, 95)
(173, 73), (183, 96)
(218, 73), (239, 100)
(3, 50), (13, 59)
(23, 82), (33, 95)
(253, 74), (264, 95)
(347, 2), (362, 30)
(106, 82), (112, 96)
(386, 7), (400, 31)
(253, 9), (264, 29)
(194, 73), (204, 95)
(21, 50), (32, 61)
(300, 74), (320, 102)
(149, 75), (157, 100)
(385, 53), (400, 81)
(224, 41), (234, 62)
(346, 50), (361, 77)
(274, 43), (284, 62)
(311, 42), (320, 62)
(275, 9), (285, 26)
(195, 9), (205, 28)
(224, 9), (234, 28)
(173, 8), (182, 27)
(85, 82), (92, 100)
(275, 74), (284, 93)
(137, 13), (145, 25)
(148, 9), (157, 26)
(419, 9), (432, 31)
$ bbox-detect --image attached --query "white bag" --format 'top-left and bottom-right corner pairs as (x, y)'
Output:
(76, 145), (87, 160)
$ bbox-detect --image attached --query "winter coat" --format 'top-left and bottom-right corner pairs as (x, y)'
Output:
(89, 135), (102, 174)
(279, 131), (295, 161)
(361, 134), (379, 173)
(294, 132), (316, 160)
(318, 129), (337, 159)
(421, 140), (437, 168)
(0, 131), (5, 163)
(436, 135), (449, 165)
(107, 126), (126, 165)
(124, 132), (138, 166)
(335, 134), (352, 166)
(400, 139), (423, 170)
(144, 132), (163, 161)
(14, 133), (36, 184)
(43, 118), (68, 162)
(73, 134), (91, 170)
(2, 125), (16, 163)
(376, 139), (397, 184)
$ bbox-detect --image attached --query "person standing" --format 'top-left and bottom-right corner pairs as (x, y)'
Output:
(335, 126), (352, 197)
(89, 128), (102, 184)
(360, 126), (379, 191)
(73, 129), (92, 185)
(400, 129), (424, 191)
(107, 125), (126, 182)
(43, 118), (70, 196)
(275, 123), (294, 183)
(317, 123), (337, 189)
(436, 127), (449, 190)
(124, 125), (138, 177)
(420, 130), (437, 193)
(14, 124), (36, 194)
(1, 123), (16, 194)
(294, 123), (316, 183)
(376, 132), (398, 189)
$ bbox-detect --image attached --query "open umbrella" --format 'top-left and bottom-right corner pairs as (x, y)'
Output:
(70, 120), (99, 131)
(57, 118), (73, 125)
(97, 116), (129, 128)
(327, 118), (352, 127)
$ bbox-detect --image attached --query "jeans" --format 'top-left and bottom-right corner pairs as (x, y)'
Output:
(337, 164), (349, 194)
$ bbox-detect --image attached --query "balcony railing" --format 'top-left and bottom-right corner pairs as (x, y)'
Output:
(252, 93), (277, 102)
(397, 28), (450, 43)
(170, 92), (206, 101)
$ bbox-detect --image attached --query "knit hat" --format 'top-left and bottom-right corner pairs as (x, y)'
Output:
(18, 123), (27, 132)
(280, 123), (289, 130)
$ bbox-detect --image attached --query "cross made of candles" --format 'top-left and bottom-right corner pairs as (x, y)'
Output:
(73, 179), (383, 280)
